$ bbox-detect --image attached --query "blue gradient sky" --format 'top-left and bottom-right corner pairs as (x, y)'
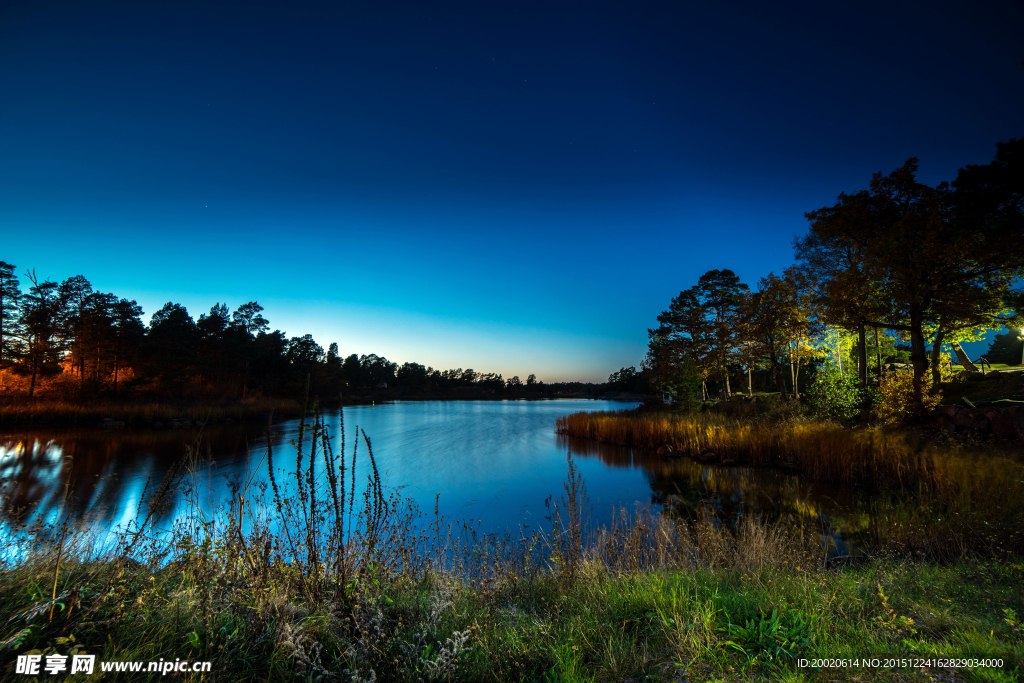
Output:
(2, 0), (1022, 380)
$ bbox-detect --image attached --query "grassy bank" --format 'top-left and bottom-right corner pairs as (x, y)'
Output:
(3, 548), (1021, 681)
(0, 397), (303, 428)
(2, 409), (1021, 681)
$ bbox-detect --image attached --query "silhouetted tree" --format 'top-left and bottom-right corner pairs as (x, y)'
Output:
(109, 298), (145, 393)
(985, 329), (1024, 365)
(0, 262), (20, 367)
(56, 275), (93, 385)
(396, 362), (430, 388)
(142, 303), (200, 392)
(607, 366), (645, 392)
(232, 301), (269, 336)
(16, 271), (64, 396)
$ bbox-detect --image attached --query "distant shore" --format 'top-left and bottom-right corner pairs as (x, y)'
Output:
(0, 391), (654, 429)
(0, 397), (303, 429)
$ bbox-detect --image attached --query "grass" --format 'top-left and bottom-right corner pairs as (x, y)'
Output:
(0, 397), (303, 428)
(555, 408), (1022, 489)
(1, 404), (1022, 681)
(556, 409), (1024, 558)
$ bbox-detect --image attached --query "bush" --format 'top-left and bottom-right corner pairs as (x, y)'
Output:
(874, 369), (942, 425)
(805, 365), (861, 421)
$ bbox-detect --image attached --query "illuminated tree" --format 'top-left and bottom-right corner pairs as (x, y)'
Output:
(796, 147), (1024, 405)
(737, 273), (804, 399)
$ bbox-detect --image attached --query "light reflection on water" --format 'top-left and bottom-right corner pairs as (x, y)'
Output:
(0, 400), (881, 556)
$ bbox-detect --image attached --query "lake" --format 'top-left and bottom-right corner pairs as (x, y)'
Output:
(0, 400), (876, 555)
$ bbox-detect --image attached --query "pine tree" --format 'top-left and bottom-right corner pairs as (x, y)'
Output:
(0, 261), (21, 366)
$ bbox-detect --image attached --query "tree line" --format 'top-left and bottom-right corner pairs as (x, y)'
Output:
(641, 139), (1023, 407)
(0, 270), (580, 400)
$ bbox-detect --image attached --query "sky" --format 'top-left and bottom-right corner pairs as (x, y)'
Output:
(1, 0), (1022, 381)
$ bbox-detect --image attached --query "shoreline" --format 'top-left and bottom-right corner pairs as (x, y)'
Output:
(0, 394), (651, 430)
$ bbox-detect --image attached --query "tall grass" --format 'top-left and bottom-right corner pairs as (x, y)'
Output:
(1, 406), (1021, 681)
(0, 397), (302, 428)
(555, 409), (1023, 490)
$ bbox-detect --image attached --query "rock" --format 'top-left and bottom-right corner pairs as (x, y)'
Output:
(953, 410), (976, 429)
(935, 405), (959, 417)
(1009, 407), (1024, 442)
(986, 409), (1015, 436)
(968, 412), (990, 432)
(952, 408), (990, 432)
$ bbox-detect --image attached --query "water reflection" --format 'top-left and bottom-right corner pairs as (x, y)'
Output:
(1, 401), (885, 557)
(559, 435), (878, 556)
(0, 424), (266, 532)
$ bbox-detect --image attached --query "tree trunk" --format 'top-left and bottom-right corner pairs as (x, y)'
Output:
(794, 358), (801, 399)
(113, 334), (121, 394)
(789, 343), (796, 397)
(723, 367), (731, 397)
(929, 327), (946, 386)
(29, 355), (38, 397)
(874, 326), (881, 380)
(747, 366), (752, 397)
(858, 323), (867, 389)
(908, 307), (929, 405)
(243, 358), (250, 400)
(771, 352), (788, 400)
(951, 341), (979, 372)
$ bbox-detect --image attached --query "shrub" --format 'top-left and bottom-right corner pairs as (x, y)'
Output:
(874, 369), (941, 424)
(805, 365), (861, 421)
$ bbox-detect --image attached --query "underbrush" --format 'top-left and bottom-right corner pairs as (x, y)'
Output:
(2, 405), (1022, 681)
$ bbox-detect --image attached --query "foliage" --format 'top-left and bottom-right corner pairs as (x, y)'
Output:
(0, 261), (21, 367)
(606, 366), (646, 393)
(736, 270), (808, 399)
(796, 143), (1024, 402)
(874, 369), (942, 425)
(647, 269), (747, 395)
(722, 609), (812, 668)
(805, 365), (863, 421)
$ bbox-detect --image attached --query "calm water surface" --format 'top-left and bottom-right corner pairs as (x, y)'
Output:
(1, 400), (877, 554)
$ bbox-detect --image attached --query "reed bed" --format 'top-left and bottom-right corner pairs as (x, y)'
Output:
(1, 405), (1021, 681)
(0, 397), (302, 428)
(555, 409), (1024, 490)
